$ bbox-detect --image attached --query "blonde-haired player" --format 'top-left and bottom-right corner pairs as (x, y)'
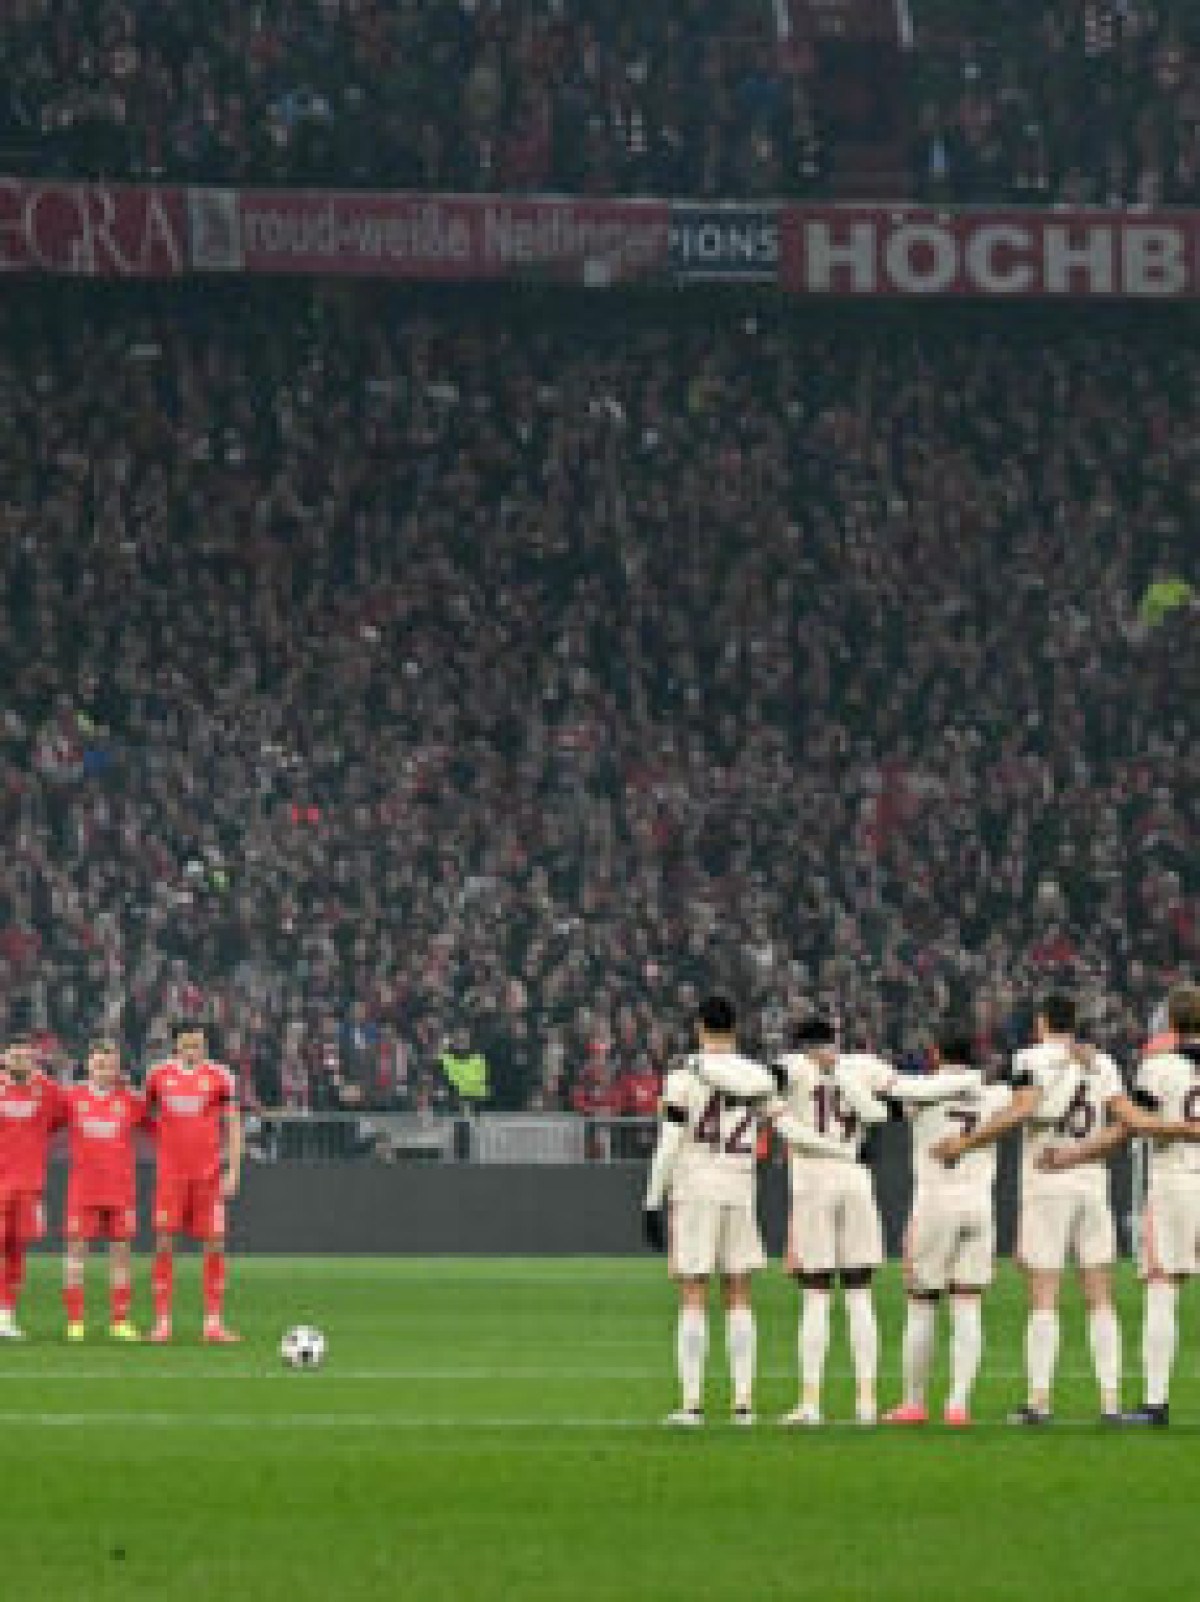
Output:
(61, 1040), (150, 1341)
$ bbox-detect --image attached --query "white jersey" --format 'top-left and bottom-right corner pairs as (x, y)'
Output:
(1137, 1045), (1200, 1180)
(660, 1052), (763, 1207)
(910, 1074), (1010, 1202)
(774, 1051), (893, 1178)
(1014, 1041), (1124, 1198)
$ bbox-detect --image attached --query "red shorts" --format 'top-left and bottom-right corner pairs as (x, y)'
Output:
(154, 1173), (225, 1240)
(0, 1192), (46, 1247)
(65, 1195), (137, 1242)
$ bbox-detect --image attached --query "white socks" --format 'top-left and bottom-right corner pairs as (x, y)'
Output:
(1088, 1305), (1121, 1412)
(845, 1287), (878, 1412)
(1026, 1309), (1059, 1407)
(726, 1307), (755, 1410)
(800, 1290), (830, 1406)
(949, 1297), (983, 1412)
(902, 1299), (937, 1406)
(677, 1307), (708, 1412)
(676, 1306), (754, 1412)
(1143, 1282), (1177, 1408)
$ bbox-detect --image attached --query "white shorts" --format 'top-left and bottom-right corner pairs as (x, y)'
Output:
(669, 1198), (764, 1280)
(904, 1194), (994, 1294)
(1018, 1187), (1115, 1273)
(787, 1164), (883, 1277)
(1141, 1181), (1200, 1279)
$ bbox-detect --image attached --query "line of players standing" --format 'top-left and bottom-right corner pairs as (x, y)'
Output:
(0, 1022), (241, 1343)
(644, 986), (1200, 1428)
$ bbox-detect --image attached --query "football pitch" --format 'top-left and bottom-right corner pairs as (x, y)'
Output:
(4, 1256), (1200, 1601)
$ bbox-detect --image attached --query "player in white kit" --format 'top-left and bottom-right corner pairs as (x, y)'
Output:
(884, 1022), (1010, 1427)
(1040, 985), (1200, 1426)
(934, 990), (1167, 1424)
(769, 1014), (982, 1427)
(643, 994), (856, 1427)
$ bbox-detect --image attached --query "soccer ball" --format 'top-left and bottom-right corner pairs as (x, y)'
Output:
(281, 1325), (326, 1370)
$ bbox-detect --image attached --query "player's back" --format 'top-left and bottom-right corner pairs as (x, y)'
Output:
(911, 1076), (1009, 1198)
(1017, 1043), (1123, 1195)
(1139, 1045), (1200, 1180)
(775, 1051), (891, 1165)
(664, 1052), (762, 1206)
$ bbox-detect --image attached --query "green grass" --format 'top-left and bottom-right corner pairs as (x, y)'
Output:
(4, 1256), (1200, 1600)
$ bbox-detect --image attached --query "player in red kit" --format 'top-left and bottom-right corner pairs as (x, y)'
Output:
(62, 1040), (150, 1342)
(145, 1021), (242, 1343)
(0, 1037), (64, 1338)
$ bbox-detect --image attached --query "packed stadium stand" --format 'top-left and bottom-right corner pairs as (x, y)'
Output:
(0, 0), (822, 196)
(1, 284), (1195, 1108)
(1, 2), (1193, 200)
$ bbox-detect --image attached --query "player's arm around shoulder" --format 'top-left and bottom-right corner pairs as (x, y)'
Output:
(931, 1075), (1041, 1165)
(830, 1053), (891, 1124)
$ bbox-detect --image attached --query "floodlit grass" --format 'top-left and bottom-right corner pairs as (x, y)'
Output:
(3, 1255), (1200, 1599)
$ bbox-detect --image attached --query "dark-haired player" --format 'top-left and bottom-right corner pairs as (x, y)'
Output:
(0, 1038), (63, 1339)
(884, 1023), (1009, 1427)
(934, 991), (1162, 1423)
(772, 1013), (978, 1426)
(145, 1021), (242, 1343)
(642, 995), (853, 1426)
(62, 1039), (150, 1341)
(1039, 984), (1200, 1425)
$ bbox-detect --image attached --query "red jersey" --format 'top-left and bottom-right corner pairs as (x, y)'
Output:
(144, 1060), (234, 1182)
(0, 1073), (64, 1197)
(63, 1083), (148, 1207)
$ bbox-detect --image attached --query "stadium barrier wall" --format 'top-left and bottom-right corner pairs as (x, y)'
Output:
(39, 1130), (1134, 1256)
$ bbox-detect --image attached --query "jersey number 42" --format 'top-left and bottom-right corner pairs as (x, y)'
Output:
(694, 1093), (755, 1156)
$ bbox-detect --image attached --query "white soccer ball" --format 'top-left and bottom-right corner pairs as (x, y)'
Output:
(281, 1325), (327, 1370)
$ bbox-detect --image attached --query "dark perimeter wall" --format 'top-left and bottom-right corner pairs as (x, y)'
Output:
(40, 1129), (1135, 1255)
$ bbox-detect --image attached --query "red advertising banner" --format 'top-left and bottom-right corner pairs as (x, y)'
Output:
(0, 179), (186, 276)
(779, 206), (1200, 298)
(3, 180), (1199, 297)
(186, 189), (670, 284)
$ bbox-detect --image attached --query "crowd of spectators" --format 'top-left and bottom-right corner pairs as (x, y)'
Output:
(0, 283), (1194, 1111)
(0, 0), (823, 197)
(4, 2), (1200, 206)
(912, 1), (1200, 205)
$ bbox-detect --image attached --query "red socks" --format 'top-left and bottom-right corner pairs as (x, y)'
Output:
(64, 1285), (85, 1324)
(152, 1250), (174, 1323)
(111, 1281), (132, 1324)
(203, 1251), (226, 1322)
(2, 1239), (24, 1312)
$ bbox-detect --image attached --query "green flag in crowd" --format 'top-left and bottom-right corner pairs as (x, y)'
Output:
(1139, 577), (1193, 627)
(440, 1050), (489, 1100)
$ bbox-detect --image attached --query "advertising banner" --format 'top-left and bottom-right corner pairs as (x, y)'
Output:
(0, 179), (186, 276)
(779, 206), (1200, 298)
(188, 188), (670, 284)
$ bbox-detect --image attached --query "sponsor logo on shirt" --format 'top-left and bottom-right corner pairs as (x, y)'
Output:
(80, 1117), (121, 1138)
(0, 1100), (39, 1121)
(164, 1095), (206, 1115)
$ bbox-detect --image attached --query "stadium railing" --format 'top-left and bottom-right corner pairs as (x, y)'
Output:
(244, 1112), (658, 1165)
